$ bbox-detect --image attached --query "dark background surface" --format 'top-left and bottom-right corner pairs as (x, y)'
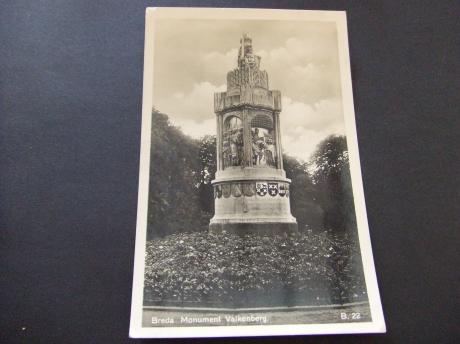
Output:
(1, 1), (459, 343)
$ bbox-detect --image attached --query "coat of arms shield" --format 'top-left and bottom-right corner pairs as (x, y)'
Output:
(242, 182), (255, 197)
(279, 183), (286, 197)
(222, 184), (231, 198)
(256, 182), (268, 196)
(231, 183), (242, 197)
(268, 182), (278, 196)
(215, 184), (222, 198)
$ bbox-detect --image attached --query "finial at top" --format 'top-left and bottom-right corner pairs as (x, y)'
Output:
(239, 33), (253, 60)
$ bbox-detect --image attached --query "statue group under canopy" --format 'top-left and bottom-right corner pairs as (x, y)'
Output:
(222, 114), (277, 168)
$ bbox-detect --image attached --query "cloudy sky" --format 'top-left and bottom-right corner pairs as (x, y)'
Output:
(152, 19), (345, 162)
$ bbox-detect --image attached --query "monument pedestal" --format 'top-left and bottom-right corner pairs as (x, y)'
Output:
(210, 168), (298, 235)
(209, 222), (298, 235)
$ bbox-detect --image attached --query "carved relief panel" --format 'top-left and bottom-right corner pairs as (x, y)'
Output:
(222, 115), (244, 168)
(250, 113), (277, 167)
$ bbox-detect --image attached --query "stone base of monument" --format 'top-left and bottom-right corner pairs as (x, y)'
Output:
(209, 220), (298, 236)
(210, 168), (298, 236)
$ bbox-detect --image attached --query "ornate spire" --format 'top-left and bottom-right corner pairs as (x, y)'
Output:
(228, 34), (268, 90)
(238, 33), (260, 70)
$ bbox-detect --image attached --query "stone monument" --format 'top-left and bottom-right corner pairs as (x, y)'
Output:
(209, 34), (298, 235)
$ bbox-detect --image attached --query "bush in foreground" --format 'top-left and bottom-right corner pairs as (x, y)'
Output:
(144, 231), (367, 307)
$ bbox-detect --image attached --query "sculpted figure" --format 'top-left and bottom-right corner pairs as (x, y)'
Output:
(229, 132), (238, 166)
(222, 139), (230, 168)
(265, 137), (276, 167)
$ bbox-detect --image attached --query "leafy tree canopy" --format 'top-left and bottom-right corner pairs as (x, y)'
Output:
(310, 135), (349, 185)
(147, 110), (356, 237)
(308, 135), (356, 233)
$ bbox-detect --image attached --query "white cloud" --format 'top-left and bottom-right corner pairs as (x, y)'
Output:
(201, 49), (238, 79)
(155, 34), (345, 162)
(156, 81), (225, 124)
(281, 96), (344, 132)
(173, 117), (216, 138)
(191, 37), (341, 105)
(256, 37), (341, 104)
(280, 96), (345, 161)
(157, 88), (345, 163)
(172, 35), (338, 103)
(155, 82), (225, 138)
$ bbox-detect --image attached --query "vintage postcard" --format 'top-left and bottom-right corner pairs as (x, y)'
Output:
(130, 7), (385, 338)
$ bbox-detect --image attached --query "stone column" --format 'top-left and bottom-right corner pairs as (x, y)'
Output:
(242, 109), (252, 167)
(216, 114), (223, 170)
(274, 111), (283, 170)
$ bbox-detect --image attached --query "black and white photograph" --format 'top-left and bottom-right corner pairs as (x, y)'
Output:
(130, 7), (385, 338)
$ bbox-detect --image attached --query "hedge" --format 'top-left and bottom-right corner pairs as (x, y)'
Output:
(144, 230), (367, 308)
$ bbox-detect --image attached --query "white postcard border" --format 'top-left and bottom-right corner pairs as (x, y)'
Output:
(130, 7), (386, 338)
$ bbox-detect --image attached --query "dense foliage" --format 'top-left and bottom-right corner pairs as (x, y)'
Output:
(147, 110), (356, 238)
(144, 231), (367, 307)
(283, 154), (324, 230)
(147, 110), (212, 238)
(309, 135), (356, 232)
(145, 110), (365, 307)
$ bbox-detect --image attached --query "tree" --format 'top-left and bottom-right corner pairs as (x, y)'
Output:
(283, 154), (324, 231)
(309, 135), (356, 233)
(146, 110), (355, 238)
(147, 109), (203, 238)
(309, 135), (364, 301)
(198, 135), (217, 220)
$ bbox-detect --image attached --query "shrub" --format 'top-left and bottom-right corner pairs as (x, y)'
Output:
(144, 231), (367, 307)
